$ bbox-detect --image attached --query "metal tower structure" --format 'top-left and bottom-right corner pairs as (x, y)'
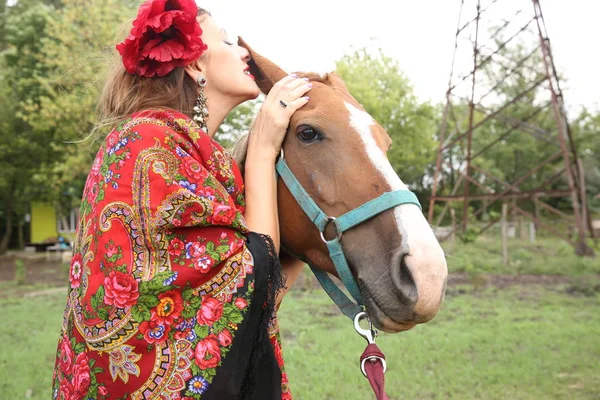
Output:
(428, 0), (594, 255)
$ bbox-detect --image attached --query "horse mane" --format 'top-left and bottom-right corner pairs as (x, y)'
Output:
(229, 72), (334, 176)
(230, 132), (250, 176)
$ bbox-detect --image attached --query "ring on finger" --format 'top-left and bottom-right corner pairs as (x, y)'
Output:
(279, 100), (288, 109)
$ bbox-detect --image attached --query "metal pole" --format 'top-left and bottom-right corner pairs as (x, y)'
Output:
(532, 0), (592, 256)
(462, 0), (481, 233)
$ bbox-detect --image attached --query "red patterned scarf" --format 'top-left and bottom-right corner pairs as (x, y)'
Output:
(52, 110), (291, 399)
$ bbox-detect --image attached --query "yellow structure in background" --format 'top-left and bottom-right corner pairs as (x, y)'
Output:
(31, 202), (58, 243)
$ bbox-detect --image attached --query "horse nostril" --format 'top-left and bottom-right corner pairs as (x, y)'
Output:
(392, 254), (418, 306)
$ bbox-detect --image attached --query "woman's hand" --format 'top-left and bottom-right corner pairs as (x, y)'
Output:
(247, 74), (312, 161)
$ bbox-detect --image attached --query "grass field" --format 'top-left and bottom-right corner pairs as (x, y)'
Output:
(1, 237), (599, 399)
(280, 284), (600, 400)
(442, 236), (600, 275)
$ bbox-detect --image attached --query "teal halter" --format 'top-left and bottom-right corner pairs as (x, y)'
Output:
(276, 150), (422, 320)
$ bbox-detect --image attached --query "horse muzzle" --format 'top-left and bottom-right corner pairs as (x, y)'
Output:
(361, 246), (448, 333)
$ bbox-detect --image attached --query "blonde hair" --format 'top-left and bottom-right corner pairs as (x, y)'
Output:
(94, 8), (209, 136)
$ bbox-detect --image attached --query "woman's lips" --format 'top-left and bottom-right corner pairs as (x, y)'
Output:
(243, 67), (255, 80)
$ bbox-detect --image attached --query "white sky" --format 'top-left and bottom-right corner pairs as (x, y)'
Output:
(200, 0), (599, 113)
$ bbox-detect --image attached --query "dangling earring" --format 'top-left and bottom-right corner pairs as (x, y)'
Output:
(193, 75), (209, 133)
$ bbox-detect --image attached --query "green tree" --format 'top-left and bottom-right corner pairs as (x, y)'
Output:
(216, 99), (261, 148)
(23, 0), (134, 217)
(0, 0), (134, 253)
(0, 2), (55, 253)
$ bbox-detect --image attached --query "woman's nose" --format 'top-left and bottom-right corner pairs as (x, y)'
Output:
(239, 46), (251, 63)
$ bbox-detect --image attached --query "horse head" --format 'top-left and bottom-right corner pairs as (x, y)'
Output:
(235, 38), (447, 333)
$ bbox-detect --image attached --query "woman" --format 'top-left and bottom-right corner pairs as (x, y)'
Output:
(52, 1), (310, 399)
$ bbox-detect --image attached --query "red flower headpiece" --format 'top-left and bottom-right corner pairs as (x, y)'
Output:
(116, 0), (208, 78)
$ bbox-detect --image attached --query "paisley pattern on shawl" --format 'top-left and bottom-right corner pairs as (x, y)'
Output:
(51, 109), (291, 399)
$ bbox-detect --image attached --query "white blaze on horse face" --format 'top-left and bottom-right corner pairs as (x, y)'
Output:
(344, 102), (442, 260)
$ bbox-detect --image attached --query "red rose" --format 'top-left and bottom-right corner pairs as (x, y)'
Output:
(116, 0), (207, 77)
(150, 290), (184, 325)
(73, 352), (91, 398)
(168, 238), (185, 257)
(272, 337), (284, 368)
(194, 255), (214, 274)
(174, 328), (193, 340)
(195, 334), (221, 370)
(218, 329), (232, 347)
(182, 156), (209, 181)
(197, 186), (216, 200)
(90, 156), (102, 177)
(106, 243), (118, 259)
(103, 271), (139, 308)
(281, 372), (292, 400)
(70, 253), (83, 289)
(282, 371), (289, 386)
(196, 296), (223, 326)
(185, 242), (206, 259)
(224, 241), (242, 259)
(98, 386), (108, 396)
(58, 335), (75, 374)
(58, 377), (74, 400)
(139, 320), (171, 343)
(234, 297), (247, 310)
(210, 204), (236, 225)
(86, 182), (99, 205)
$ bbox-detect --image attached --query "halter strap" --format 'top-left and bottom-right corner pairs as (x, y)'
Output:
(335, 190), (421, 233)
(275, 155), (421, 320)
(275, 156), (331, 232)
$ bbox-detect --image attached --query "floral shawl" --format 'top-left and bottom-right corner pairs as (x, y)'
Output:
(52, 110), (291, 399)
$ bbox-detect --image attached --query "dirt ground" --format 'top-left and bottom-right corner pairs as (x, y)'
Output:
(0, 254), (68, 287)
(448, 272), (575, 288)
(1, 253), (598, 296)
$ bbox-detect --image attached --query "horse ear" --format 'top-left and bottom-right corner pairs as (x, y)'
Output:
(238, 36), (287, 94)
(326, 72), (349, 91)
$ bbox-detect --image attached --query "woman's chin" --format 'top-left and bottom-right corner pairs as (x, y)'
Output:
(247, 85), (260, 100)
(238, 87), (260, 103)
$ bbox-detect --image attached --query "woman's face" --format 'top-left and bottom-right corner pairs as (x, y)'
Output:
(196, 15), (260, 104)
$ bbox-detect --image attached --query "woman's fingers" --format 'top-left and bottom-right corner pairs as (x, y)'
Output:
(285, 80), (312, 104)
(270, 76), (311, 103)
(270, 74), (299, 98)
(284, 95), (310, 113)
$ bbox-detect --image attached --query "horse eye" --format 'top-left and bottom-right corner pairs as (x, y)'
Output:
(297, 126), (321, 143)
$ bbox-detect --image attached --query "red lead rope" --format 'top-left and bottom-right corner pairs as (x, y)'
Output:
(360, 343), (390, 400)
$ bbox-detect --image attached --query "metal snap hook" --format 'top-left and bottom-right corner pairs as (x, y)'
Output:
(353, 311), (377, 345)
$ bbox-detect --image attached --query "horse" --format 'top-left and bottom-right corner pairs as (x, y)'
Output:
(233, 38), (448, 334)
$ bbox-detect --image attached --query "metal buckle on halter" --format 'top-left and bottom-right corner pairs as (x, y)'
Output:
(354, 312), (387, 377)
(319, 216), (343, 243)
